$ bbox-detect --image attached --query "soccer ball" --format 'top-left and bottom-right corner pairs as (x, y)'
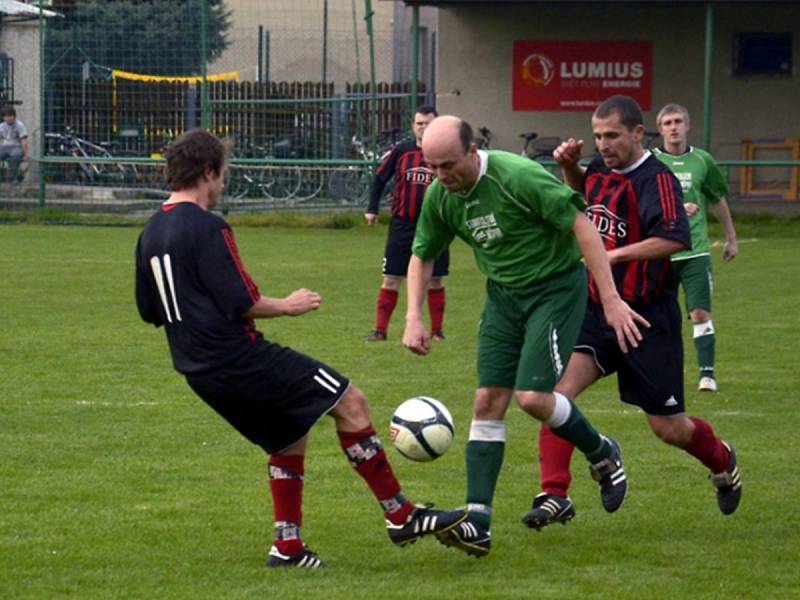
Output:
(389, 396), (454, 462)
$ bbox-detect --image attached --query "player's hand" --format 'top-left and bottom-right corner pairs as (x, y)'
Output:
(683, 202), (700, 217)
(364, 213), (378, 226)
(601, 295), (650, 353)
(283, 288), (321, 316)
(723, 238), (738, 262)
(553, 138), (583, 168)
(403, 317), (431, 356)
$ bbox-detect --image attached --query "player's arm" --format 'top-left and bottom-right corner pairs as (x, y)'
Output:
(554, 138), (586, 191)
(572, 213), (649, 351)
(606, 236), (687, 264)
(709, 197), (738, 262)
(365, 146), (400, 224)
(134, 240), (164, 327)
(243, 289), (321, 319)
(20, 135), (29, 159)
(403, 255), (435, 355)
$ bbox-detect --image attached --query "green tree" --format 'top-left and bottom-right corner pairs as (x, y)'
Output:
(47, 0), (231, 77)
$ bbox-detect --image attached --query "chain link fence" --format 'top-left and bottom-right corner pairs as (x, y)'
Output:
(5, 0), (434, 215)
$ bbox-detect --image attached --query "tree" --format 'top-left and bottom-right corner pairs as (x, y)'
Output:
(46, 0), (232, 78)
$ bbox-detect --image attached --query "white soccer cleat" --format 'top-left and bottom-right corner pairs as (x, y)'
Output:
(698, 376), (718, 392)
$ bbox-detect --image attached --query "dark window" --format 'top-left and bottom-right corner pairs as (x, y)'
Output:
(734, 32), (792, 76)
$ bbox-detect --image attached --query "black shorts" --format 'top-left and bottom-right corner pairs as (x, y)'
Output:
(383, 218), (449, 278)
(574, 297), (685, 416)
(185, 343), (350, 454)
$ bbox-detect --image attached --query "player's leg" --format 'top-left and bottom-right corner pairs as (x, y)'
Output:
(428, 247), (450, 340)
(678, 256), (717, 390)
(621, 297), (741, 515)
(330, 385), (467, 545)
(368, 220), (414, 341)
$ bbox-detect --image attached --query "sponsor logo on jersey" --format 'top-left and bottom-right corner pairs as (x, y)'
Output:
(405, 166), (434, 186)
(586, 205), (628, 242)
(673, 171), (693, 192)
(466, 212), (504, 247)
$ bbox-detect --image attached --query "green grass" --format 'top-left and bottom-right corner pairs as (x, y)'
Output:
(1, 219), (799, 599)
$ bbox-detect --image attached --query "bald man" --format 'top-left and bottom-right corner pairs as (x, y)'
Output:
(402, 116), (647, 557)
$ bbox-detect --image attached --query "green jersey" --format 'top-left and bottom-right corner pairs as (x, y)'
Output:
(653, 146), (729, 261)
(413, 150), (585, 288)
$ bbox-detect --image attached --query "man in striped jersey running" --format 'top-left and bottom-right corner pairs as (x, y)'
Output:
(135, 130), (466, 569)
(526, 96), (742, 532)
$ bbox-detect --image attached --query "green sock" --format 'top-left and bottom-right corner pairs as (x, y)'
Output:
(695, 333), (715, 379)
(465, 440), (505, 528)
(551, 402), (608, 463)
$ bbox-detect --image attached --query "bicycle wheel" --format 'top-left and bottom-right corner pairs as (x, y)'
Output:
(293, 168), (325, 202)
(262, 167), (301, 201)
(327, 168), (362, 203)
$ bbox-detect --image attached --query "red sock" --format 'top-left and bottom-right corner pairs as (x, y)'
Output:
(683, 417), (730, 474)
(539, 425), (575, 497)
(268, 454), (305, 556)
(375, 288), (398, 334)
(428, 287), (446, 333)
(338, 426), (414, 525)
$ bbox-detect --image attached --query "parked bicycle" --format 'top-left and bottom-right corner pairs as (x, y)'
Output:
(476, 126), (493, 149)
(327, 129), (401, 205)
(45, 126), (138, 185)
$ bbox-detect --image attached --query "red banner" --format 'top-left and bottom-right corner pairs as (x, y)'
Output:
(512, 41), (652, 111)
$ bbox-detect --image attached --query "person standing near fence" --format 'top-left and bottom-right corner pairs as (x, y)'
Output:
(364, 105), (449, 342)
(135, 129), (467, 569)
(0, 106), (28, 184)
(653, 103), (738, 393)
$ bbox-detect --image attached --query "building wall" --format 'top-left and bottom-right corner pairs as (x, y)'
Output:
(0, 20), (41, 164)
(210, 0), (436, 89)
(434, 3), (800, 168)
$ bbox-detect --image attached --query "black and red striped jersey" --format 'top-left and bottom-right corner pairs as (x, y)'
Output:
(367, 139), (435, 223)
(135, 202), (266, 374)
(582, 152), (690, 304)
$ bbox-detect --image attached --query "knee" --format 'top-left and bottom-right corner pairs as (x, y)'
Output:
(382, 277), (402, 291)
(515, 391), (552, 420)
(473, 388), (508, 420)
(333, 386), (370, 428)
(649, 417), (692, 447)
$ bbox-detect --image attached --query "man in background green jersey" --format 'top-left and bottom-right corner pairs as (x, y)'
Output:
(653, 104), (738, 392)
(402, 115), (648, 557)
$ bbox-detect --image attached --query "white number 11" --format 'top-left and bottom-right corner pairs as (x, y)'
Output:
(149, 254), (182, 323)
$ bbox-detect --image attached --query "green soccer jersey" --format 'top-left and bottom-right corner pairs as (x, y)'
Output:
(653, 146), (729, 260)
(413, 150), (585, 288)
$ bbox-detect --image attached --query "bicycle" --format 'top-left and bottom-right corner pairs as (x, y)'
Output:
(45, 126), (138, 185)
(476, 126), (493, 149)
(327, 129), (400, 205)
(519, 132), (562, 162)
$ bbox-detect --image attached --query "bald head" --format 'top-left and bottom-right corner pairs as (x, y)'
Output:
(422, 115), (480, 192)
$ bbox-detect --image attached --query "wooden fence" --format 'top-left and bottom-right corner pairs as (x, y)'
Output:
(46, 79), (426, 159)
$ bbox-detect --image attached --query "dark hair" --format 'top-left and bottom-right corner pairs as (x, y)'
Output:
(415, 104), (438, 117)
(1, 106), (16, 118)
(594, 95), (643, 130)
(164, 129), (229, 191)
(458, 119), (474, 153)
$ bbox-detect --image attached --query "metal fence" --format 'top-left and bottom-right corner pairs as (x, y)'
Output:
(6, 0), (433, 215)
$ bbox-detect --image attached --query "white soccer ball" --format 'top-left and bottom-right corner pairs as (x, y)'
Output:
(390, 396), (454, 462)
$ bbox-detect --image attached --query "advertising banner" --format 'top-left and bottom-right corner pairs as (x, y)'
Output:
(512, 41), (652, 111)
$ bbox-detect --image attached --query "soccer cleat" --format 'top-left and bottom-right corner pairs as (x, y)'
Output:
(435, 517), (491, 558)
(431, 331), (446, 341)
(589, 437), (627, 513)
(365, 330), (387, 342)
(710, 442), (742, 515)
(266, 545), (326, 569)
(698, 376), (718, 392)
(386, 505), (467, 546)
(521, 492), (576, 530)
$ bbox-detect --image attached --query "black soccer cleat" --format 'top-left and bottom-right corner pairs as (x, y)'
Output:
(589, 436), (628, 513)
(386, 505), (467, 546)
(521, 492), (576, 530)
(365, 330), (387, 342)
(266, 545), (326, 569)
(435, 517), (491, 558)
(711, 442), (742, 515)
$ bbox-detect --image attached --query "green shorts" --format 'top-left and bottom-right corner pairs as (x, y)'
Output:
(672, 255), (712, 314)
(477, 266), (587, 392)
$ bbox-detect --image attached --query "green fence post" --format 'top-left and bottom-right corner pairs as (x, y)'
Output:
(364, 0), (378, 154)
(38, 0), (46, 208)
(702, 2), (714, 151)
(411, 5), (420, 118)
(200, 0), (210, 131)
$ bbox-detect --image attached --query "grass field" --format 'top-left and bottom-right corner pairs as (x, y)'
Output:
(1, 217), (799, 599)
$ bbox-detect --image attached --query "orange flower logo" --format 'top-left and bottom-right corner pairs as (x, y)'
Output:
(521, 53), (555, 87)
